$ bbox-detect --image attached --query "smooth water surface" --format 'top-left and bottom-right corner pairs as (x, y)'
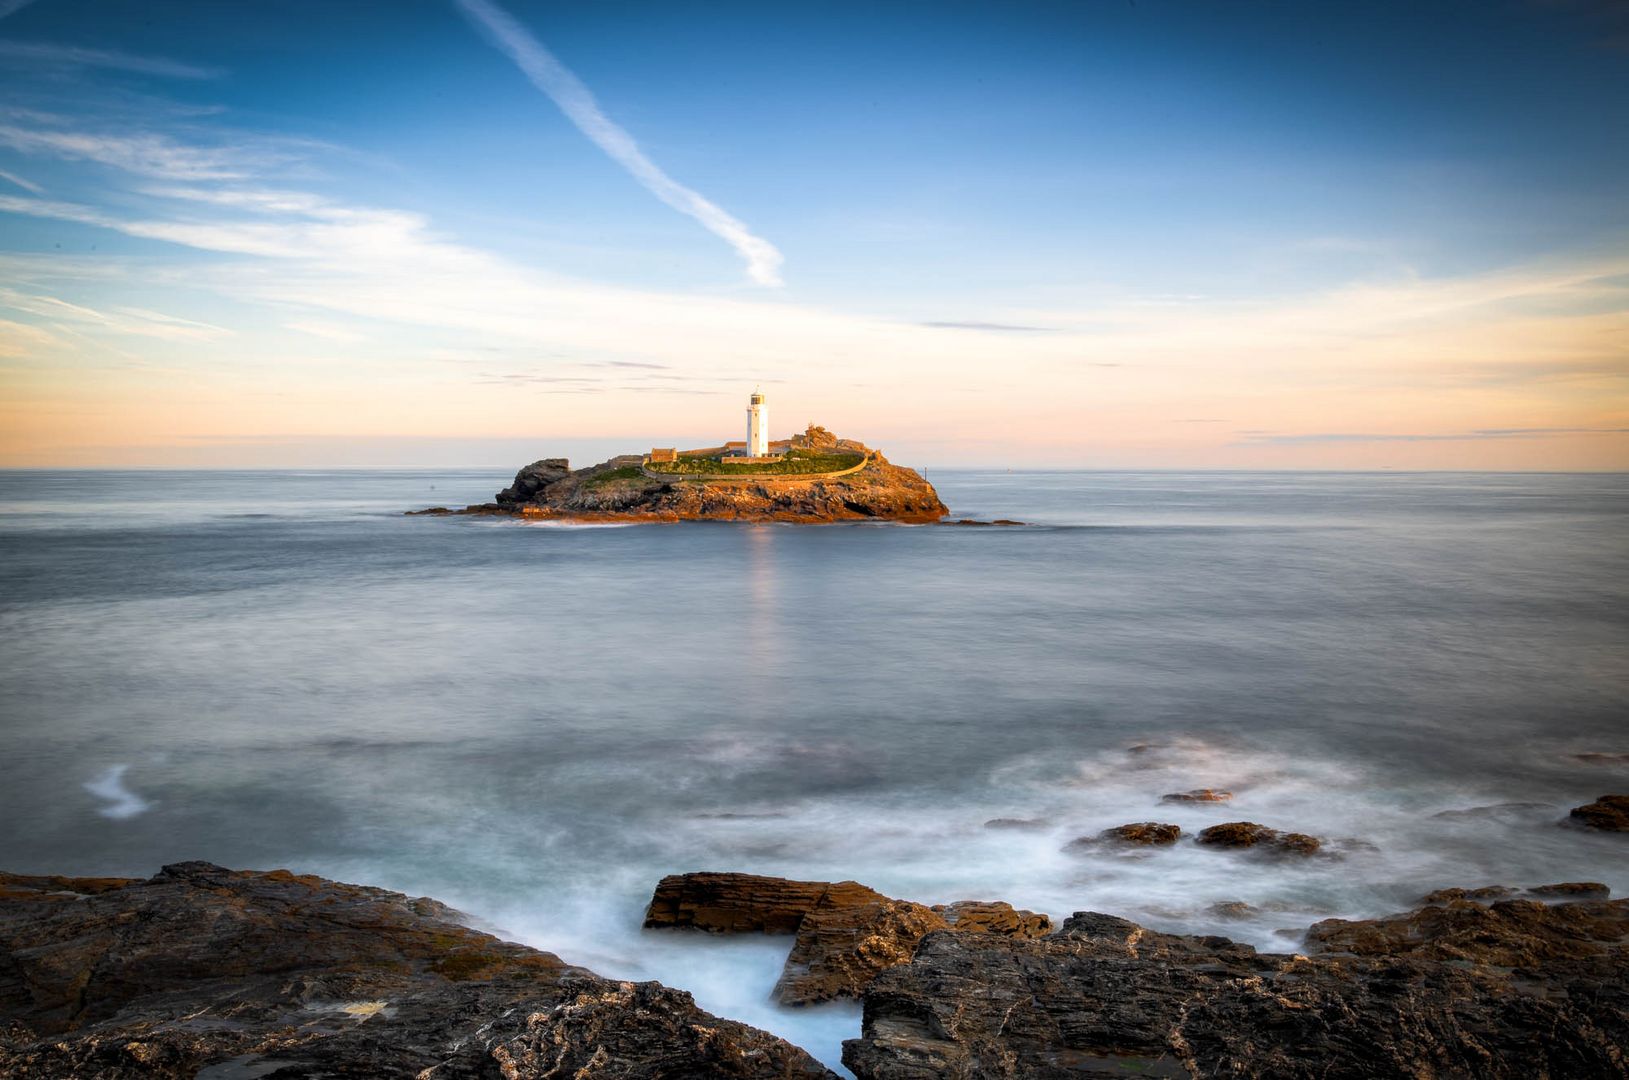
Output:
(3, 469), (1627, 1071)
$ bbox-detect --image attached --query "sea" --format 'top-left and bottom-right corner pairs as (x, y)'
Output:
(2, 469), (1626, 1073)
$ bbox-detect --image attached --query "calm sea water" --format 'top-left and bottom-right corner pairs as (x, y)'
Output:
(3, 469), (1627, 1071)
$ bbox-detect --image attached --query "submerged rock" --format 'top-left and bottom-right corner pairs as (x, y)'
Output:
(643, 873), (1049, 1005)
(1569, 794), (1629, 831)
(1529, 881), (1612, 899)
(1196, 820), (1323, 856)
(1161, 788), (1233, 803)
(1432, 801), (1555, 819)
(1068, 822), (1183, 849)
(1421, 885), (1516, 904)
(982, 817), (1047, 830)
(843, 897), (1629, 1079)
(1206, 900), (1260, 919)
(0, 863), (833, 1079)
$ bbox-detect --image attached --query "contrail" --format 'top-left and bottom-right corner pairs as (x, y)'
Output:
(454, 0), (784, 287)
(0, 0), (42, 19)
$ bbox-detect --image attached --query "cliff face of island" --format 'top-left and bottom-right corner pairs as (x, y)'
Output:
(421, 425), (948, 523)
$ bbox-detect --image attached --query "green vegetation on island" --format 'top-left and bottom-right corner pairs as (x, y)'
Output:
(583, 465), (648, 486)
(644, 449), (865, 477)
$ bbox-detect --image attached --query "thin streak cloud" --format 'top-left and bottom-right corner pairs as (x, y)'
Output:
(1243, 427), (1629, 445)
(0, 167), (43, 194)
(0, 40), (223, 79)
(920, 320), (1056, 333)
(452, 0), (785, 287)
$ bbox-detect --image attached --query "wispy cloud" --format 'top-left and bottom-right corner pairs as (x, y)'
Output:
(920, 320), (1056, 333)
(0, 125), (261, 180)
(0, 286), (232, 341)
(0, 167), (42, 194)
(452, 0), (784, 287)
(0, 0), (40, 20)
(1242, 427), (1629, 445)
(0, 40), (223, 79)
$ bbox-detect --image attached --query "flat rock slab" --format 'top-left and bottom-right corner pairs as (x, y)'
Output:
(644, 873), (1050, 1005)
(0, 862), (833, 1079)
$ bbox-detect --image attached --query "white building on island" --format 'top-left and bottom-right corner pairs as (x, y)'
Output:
(745, 388), (770, 458)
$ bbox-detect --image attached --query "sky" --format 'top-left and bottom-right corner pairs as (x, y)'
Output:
(0, 0), (1626, 469)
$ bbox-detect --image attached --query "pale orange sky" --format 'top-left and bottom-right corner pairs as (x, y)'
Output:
(2, 1), (1627, 470)
(3, 249), (1626, 469)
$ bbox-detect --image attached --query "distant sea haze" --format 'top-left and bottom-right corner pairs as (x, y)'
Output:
(1, 468), (1626, 1073)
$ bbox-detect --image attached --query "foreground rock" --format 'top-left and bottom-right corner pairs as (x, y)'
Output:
(1569, 793), (1629, 831)
(0, 863), (832, 1079)
(1196, 820), (1323, 856)
(416, 426), (948, 524)
(644, 873), (1049, 1005)
(845, 897), (1629, 1079)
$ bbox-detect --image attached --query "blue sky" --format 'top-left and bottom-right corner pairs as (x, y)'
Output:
(1, 0), (1626, 467)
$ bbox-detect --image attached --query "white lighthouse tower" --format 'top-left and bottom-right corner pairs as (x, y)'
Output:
(745, 388), (769, 458)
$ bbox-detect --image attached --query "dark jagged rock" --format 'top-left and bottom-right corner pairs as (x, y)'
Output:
(1530, 881), (1611, 899)
(1421, 883), (1612, 905)
(1304, 895), (1628, 968)
(643, 871), (888, 935)
(0, 863), (832, 1079)
(1569, 793), (1629, 831)
(843, 898), (1629, 1079)
(1196, 820), (1323, 856)
(773, 894), (948, 1006)
(496, 457), (573, 505)
(1067, 822), (1182, 850)
(643, 873), (1048, 1006)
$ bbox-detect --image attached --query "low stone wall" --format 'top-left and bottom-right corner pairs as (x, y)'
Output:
(640, 451), (872, 484)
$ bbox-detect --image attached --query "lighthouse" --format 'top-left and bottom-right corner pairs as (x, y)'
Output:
(745, 388), (769, 458)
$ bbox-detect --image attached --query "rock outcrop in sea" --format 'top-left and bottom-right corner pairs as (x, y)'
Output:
(1570, 793), (1629, 831)
(412, 425), (949, 524)
(643, 872), (1629, 1079)
(0, 863), (832, 1079)
(642, 872), (1050, 1005)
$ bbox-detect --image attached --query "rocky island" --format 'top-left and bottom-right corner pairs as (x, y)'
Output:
(414, 423), (947, 524)
(413, 390), (952, 523)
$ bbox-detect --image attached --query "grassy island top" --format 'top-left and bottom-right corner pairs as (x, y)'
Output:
(643, 448), (866, 477)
